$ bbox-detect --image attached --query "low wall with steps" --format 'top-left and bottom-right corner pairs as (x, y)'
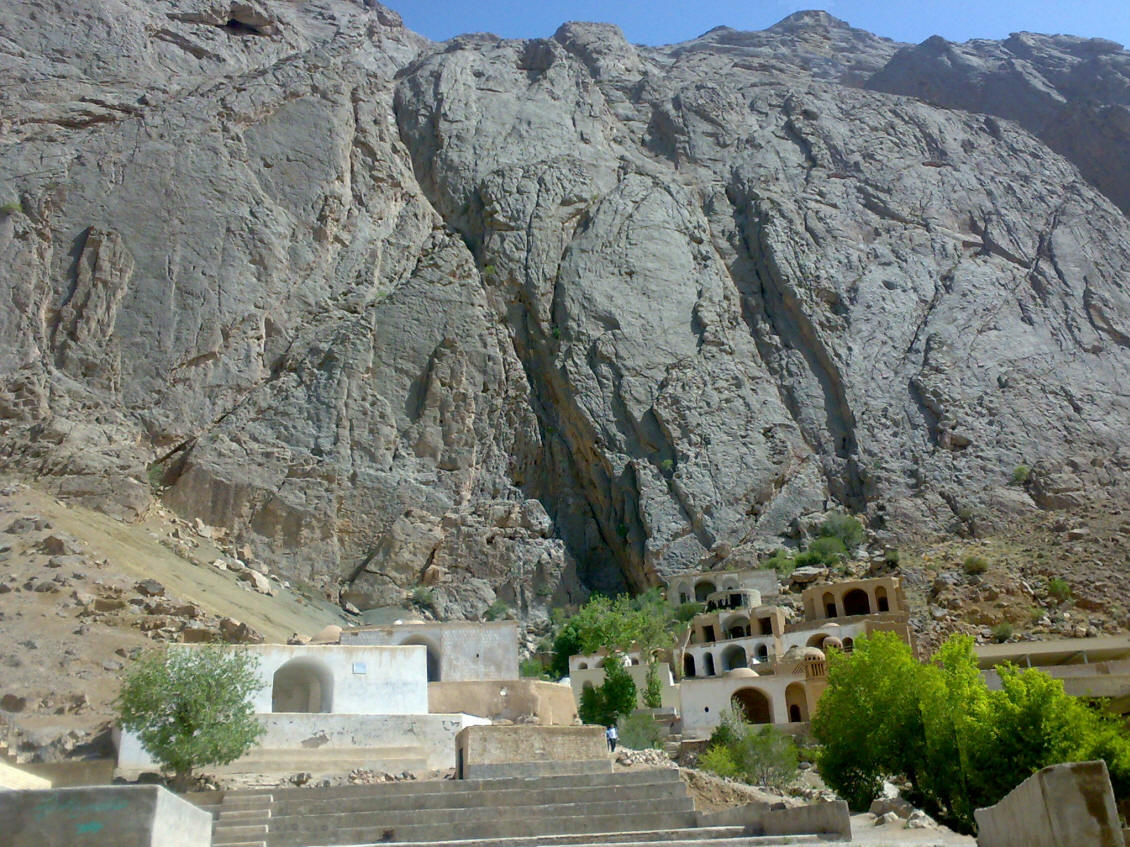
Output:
(191, 767), (852, 847)
(119, 712), (490, 776)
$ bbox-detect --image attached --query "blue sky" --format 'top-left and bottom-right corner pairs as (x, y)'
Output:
(393, 2), (1129, 48)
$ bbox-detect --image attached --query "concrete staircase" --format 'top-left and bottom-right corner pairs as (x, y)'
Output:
(192, 769), (829, 847)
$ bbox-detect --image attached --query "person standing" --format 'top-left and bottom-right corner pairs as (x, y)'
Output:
(606, 724), (618, 752)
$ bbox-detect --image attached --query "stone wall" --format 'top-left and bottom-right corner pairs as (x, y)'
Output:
(118, 713), (490, 772)
(974, 760), (1125, 847)
(341, 622), (519, 681)
(0, 785), (210, 847)
(428, 680), (578, 725)
(455, 725), (610, 779)
(244, 643), (428, 714)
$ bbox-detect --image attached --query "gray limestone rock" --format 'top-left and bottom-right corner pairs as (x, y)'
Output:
(1, 2), (1128, 611)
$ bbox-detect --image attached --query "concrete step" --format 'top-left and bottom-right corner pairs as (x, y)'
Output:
(268, 809), (702, 847)
(339, 836), (821, 847)
(221, 808), (274, 821)
(213, 842), (267, 847)
(270, 779), (688, 816)
(214, 824), (270, 838)
(267, 796), (697, 835)
(212, 748), (428, 776)
(223, 794), (275, 808)
(207, 767), (683, 805)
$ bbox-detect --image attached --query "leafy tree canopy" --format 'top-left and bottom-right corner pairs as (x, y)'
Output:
(812, 632), (1130, 833)
(116, 646), (266, 788)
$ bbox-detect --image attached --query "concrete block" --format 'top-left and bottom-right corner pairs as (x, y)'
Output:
(455, 724), (610, 779)
(762, 799), (851, 840)
(0, 785), (211, 846)
(975, 760), (1125, 847)
(0, 760), (52, 790)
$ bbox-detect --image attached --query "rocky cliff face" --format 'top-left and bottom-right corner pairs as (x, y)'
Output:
(2, 3), (1128, 617)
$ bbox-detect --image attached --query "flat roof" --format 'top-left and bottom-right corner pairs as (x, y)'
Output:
(974, 636), (1130, 668)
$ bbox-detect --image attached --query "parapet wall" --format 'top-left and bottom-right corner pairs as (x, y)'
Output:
(428, 680), (578, 725)
(0, 785), (211, 847)
(974, 760), (1125, 847)
(456, 725), (610, 779)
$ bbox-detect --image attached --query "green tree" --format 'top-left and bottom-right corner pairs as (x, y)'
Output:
(811, 631), (926, 809)
(116, 646), (265, 789)
(577, 653), (638, 727)
(812, 632), (1130, 834)
(643, 662), (663, 708)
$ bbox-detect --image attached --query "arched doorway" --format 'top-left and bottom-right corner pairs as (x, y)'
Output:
(785, 682), (808, 722)
(842, 637), (854, 653)
(732, 687), (772, 724)
(807, 633), (828, 649)
(724, 615), (749, 639)
(402, 637), (442, 681)
(694, 580), (716, 603)
(822, 591), (836, 618)
(843, 589), (871, 616)
(683, 654), (696, 678)
(721, 645), (747, 672)
(755, 643), (769, 661)
(875, 586), (890, 612)
(272, 657), (333, 713)
(704, 652), (716, 677)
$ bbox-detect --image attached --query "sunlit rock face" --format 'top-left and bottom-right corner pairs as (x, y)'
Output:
(2, 3), (1128, 614)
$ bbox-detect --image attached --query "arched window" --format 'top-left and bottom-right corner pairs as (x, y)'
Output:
(704, 652), (716, 677)
(876, 586), (890, 613)
(576, 661), (588, 670)
(401, 636), (442, 682)
(694, 580), (716, 603)
(272, 657), (334, 713)
(842, 637), (854, 653)
(755, 643), (769, 661)
(722, 645), (747, 671)
(843, 589), (871, 616)
(683, 653), (696, 678)
(732, 687), (772, 724)
(807, 633), (828, 649)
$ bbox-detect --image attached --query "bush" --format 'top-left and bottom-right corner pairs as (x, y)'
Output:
(617, 712), (665, 750)
(703, 707), (797, 789)
(699, 744), (739, 779)
(674, 601), (704, 623)
(0, 199), (19, 216)
(883, 548), (900, 566)
(991, 623), (1013, 643)
(1048, 578), (1072, 604)
(761, 549), (796, 577)
(963, 555), (989, 575)
(410, 586), (435, 611)
(807, 536), (848, 564)
(1011, 464), (1031, 485)
(519, 657), (547, 679)
(483, 599), (510, 621)
(819, 513), (865, 549)
(811, 632), (1130, 833)
(115, 646), (265, 788)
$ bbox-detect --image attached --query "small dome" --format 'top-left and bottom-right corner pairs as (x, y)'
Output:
(727, 667), (759, 678)
(801, 646), (826, 660)
(823, 636), (843, 650)
(783, 644), (826, 662)
(310, 624), (342, 644)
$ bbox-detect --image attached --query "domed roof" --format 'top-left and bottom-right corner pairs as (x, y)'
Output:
(801, 646), (826, 660)
(822, 636), (843, 650)
(727, 667), (759, 678)
(310, 624), (342, 644)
